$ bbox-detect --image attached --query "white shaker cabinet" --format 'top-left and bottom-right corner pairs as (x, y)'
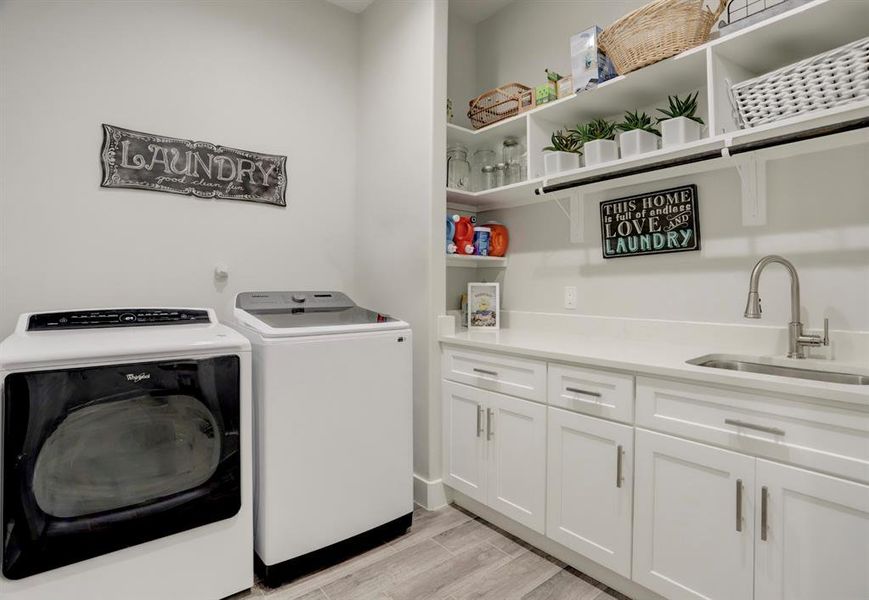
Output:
(632, 429), (755, 600)
(547, 407), (634, 578)
(441, 379), (547, 533)
(754, 459), (869, 600)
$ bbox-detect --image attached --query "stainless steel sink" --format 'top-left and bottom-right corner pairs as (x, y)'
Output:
(687, 354), (869, 385)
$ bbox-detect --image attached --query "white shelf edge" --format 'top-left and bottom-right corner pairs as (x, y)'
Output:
(445, 254), (508, 268)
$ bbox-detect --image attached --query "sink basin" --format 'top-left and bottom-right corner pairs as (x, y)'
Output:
(686, 354), (869, 385)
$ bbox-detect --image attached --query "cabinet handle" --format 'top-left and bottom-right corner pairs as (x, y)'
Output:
(473, 367), (498, 377)
(566, 387), (602, 398)
(725, 419), (785, 436)
(761, 486), (769, 541)
(476, 404), (483, 438)
(486, 408), (494, 441)
(616, 445), (624, 488)
(736, 479), (743, 532)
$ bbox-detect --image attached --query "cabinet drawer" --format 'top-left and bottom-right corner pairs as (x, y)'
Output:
(441, 346), (546, 403)
(636, 377), (869, 483)
(548, 364), (634, 423)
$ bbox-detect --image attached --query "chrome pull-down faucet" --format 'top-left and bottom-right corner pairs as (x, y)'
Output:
(744, 255), (829, 358)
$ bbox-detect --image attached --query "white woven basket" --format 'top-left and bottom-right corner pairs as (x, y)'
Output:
(731, 36), (869, 128)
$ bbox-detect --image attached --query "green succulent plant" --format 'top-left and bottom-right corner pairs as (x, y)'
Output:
(543, 129), (582, 154)
(570, 118), (618, 143)
(617, 110), (661, 136)
(657, 92), (704, 125)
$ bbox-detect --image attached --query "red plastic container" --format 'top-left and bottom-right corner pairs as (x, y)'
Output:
(484, 222), (509, 257)
(452, 215), (476, 255)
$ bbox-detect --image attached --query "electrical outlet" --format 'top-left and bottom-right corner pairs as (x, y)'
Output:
(564, 286), (577, 310)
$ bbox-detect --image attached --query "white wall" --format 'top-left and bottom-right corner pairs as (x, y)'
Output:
(356, 0), (446, 490)
(0, 0), (359, 336)
(474, 0), (646, 92)
(447, 10), (477, 129)
(483, 144), (869, 332)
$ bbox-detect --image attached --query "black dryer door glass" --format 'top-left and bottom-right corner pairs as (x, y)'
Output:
(2, 355), (241, 580)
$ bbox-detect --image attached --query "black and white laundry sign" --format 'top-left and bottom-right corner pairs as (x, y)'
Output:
(100, 124), (287, 206)
(599, 184), (700, 259)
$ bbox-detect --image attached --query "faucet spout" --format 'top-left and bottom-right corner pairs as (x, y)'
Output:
(744, 255), (827, 359)
(745, 255), (801, 324)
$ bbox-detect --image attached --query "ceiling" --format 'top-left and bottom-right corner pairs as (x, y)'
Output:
(323, 0), (375, 14)
(450, 0), (516, 24)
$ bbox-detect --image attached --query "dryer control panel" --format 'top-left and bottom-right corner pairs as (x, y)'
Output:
(27, 309), (211, 331)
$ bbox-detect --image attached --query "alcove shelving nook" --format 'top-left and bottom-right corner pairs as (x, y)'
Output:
(444, 0), (869, 291)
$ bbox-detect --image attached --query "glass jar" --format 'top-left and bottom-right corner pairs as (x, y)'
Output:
(480, 165), (495, 191)
(447, 144), (471, 190)
(506, 161), (521, 185)
(502, 137), (520, 165)
(494, 162), (507, 188)
(472, 149), (496, 192)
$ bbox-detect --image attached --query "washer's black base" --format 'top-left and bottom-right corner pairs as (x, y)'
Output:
(256, 512), (413, 588)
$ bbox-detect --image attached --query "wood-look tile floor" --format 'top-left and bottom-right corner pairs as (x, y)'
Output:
(233, 504), (631, 600)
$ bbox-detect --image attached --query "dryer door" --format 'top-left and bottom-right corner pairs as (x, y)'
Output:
(2, 356), (240, 580)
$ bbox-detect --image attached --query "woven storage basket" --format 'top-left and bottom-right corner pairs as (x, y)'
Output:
(600, 0), (727, 75)
(731, 36), (869, 128)
(467, 83), (534, 130)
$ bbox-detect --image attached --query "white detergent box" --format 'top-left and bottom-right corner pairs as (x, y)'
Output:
(570, 26), (617, 93)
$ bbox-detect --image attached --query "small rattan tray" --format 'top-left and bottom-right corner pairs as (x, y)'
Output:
(467, 83), (534, 130)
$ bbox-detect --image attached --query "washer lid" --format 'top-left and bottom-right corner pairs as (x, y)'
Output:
(234, 291), (408, 337)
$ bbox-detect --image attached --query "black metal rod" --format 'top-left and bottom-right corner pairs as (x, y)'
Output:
(536, 115), (869, 196)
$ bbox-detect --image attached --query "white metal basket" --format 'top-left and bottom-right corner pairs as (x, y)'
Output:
(731, 36), (869, 128)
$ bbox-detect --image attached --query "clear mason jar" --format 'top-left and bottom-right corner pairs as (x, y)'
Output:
(472, 149), (496, 192)
(447, 144), (471, 190)
(494, 162), (507, 188)
(480, 165), (495, 191)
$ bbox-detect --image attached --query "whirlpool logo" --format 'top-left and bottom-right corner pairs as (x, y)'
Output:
(125, 372), (151, 383)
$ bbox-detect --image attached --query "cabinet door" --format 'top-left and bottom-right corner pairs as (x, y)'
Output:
(755, 460), (869, 600)
(487, 391), (547, 533)
(547, 408), (633, 577)
(633, 429), (755, 600)
(442, 380), (487, 503)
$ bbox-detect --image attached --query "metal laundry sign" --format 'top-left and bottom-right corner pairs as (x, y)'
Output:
(599, 184), (700, 259)
(100, 124), (287, 206)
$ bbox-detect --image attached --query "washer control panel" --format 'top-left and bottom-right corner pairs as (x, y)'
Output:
(236, 291), (355, 312)
(27, 309), (210, 331)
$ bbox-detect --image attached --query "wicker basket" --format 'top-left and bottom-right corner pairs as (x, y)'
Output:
(731, 36), (869, 128)
(600, 0), (727, 75)
(467, 83), (534, 130)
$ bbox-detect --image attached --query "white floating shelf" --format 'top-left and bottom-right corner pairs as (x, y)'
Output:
(447, 177), (545, 210)
(446, 254), (508, 268)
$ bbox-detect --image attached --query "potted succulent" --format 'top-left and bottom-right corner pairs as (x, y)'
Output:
(572, 118), (618, 166)
(657, 92), (704, 148)
(542, 129), (582, 175)
(617, 110), (661, 157)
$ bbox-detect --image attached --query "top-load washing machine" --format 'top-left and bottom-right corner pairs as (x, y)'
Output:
(0, 307), (253, 600)
(233, 291), (412, 586)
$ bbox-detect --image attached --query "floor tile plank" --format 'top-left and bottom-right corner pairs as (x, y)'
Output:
(449, 549), (562, 600)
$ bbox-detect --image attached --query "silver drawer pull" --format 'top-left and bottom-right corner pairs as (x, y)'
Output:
(761, 486), (769, 541)
(486, 408), (494, 441)
(725, 419), (785, 436)
(616, 445), (624, 488)
(736, 479), (743, 532)
(473, 368), (499, 377)
(476, 404), (484, 438)
(566, 387), (602, 398)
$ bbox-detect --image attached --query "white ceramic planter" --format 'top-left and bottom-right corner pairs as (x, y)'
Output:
(543, 151), (581, 175)
(661, 116), (703, 148)
(583, 139), (619, 166)
(619, 129), (659, 158)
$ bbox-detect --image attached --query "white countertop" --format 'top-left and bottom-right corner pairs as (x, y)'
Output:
(440, 328), (869, 408)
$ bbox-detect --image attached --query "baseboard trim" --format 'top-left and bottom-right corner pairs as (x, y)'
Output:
(413, 474), (449, 510)
(449, 489), (665, 600)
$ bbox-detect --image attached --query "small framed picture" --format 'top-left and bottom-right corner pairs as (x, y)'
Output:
(468, 282), (500, 330)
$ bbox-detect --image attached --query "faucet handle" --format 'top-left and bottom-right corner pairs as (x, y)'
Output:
(823, 317), (829, 346)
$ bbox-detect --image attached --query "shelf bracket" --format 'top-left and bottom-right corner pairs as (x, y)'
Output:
(552, 190), (584, 243)
(736, 153), (767, 226)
